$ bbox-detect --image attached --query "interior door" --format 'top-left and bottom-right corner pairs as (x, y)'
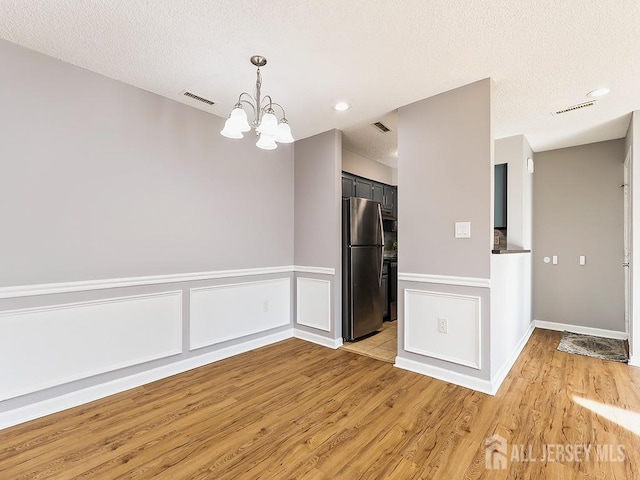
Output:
(624, 147), (631, 334)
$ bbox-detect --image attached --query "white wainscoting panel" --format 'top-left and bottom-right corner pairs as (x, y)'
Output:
(0, 329), (293, 431)
(296, 277), (331, 332)
(0, 291), (182, 401)
(404, 289), (481, 369)
(190, 278), (291, 350)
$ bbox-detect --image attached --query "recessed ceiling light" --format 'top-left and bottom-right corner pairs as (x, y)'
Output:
(587, 88), (610, 98)
(333, 102), (351, 111)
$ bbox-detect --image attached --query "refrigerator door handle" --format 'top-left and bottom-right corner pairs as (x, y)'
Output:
(378, 204), (385, 245)
(378, 204), (384, 286)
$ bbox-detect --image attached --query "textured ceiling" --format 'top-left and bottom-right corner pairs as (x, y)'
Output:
(1, 1), (639, 165)
(342, 112), (398, 168)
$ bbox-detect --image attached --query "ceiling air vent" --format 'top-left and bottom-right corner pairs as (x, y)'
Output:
(182, 91), (215, 106)
(553, 100), (596, 116)
(372, 121), (391, 133)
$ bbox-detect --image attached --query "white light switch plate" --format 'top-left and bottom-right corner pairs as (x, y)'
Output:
(455, 222), (471, 238)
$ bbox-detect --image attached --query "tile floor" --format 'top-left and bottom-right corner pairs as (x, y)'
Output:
(340, 320), (397, 363)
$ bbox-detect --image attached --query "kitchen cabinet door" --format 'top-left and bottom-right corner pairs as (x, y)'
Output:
(342, 174), (355, 198)
(355, 178), (373, 200)
(392, 186), (398, 218)
(372, 183), (384, 204)
(381, 273), (389, 319)
(494, 164), (507, 228)
(382, 185), (394, 212)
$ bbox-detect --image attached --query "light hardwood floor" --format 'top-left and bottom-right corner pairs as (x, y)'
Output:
(340, 320), (397, 363)
(1, 328), (639, 479)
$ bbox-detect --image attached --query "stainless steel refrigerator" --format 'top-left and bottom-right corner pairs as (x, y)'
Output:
(342, 197), (385, 341)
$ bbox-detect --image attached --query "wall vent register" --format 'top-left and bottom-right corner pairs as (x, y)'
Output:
(553, 100), (596, 116)
(372, 121), (391, 133)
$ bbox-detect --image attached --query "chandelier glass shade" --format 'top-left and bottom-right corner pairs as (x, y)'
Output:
(220, 55), (294, 149)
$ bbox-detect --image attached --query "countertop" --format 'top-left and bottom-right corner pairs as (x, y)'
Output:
(491, 249), (531, 254)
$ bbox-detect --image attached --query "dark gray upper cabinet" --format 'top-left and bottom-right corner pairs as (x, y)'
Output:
(382, 185), (394, 212)
(342, 172), (397, 218)
(494, 163), (507, 229)
(355, 178), (373, 200)
(342, 175), (355, 198)
(392, 186), (398, 218)
(372, 183), (384, 204)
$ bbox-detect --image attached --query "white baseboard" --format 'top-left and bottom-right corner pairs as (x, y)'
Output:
(490, 323), (535, 395)
(294, 328), (343, 349)
(534, 320), (628, 340)
(629, 354), (640, 368)
(0, 329), (292, 431)
(394, 357), (493, 395)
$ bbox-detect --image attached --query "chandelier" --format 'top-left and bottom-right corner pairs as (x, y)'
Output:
(220, 55), (294, 150)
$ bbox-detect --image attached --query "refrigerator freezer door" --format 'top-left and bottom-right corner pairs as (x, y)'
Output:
(349, 246), (384, 339)
(348, 198), (384, 246)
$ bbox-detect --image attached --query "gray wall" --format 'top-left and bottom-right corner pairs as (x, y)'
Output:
(294, 130), (341, 268)
(0, 39), (296, 423)
(398, 79), (492, 279)
(294, 130), (342, 338)
(532, 140), (625, 331)
(0, 38), (294, 287)
(397, 79), (493, 382)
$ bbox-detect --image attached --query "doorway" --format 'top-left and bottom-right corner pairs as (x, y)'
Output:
(339, 112), (399, 363)
(340, 320), (397, 363)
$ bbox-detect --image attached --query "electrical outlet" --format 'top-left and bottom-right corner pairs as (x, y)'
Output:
(438, 317), (448, 334)
(262, 300), (269, 313)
